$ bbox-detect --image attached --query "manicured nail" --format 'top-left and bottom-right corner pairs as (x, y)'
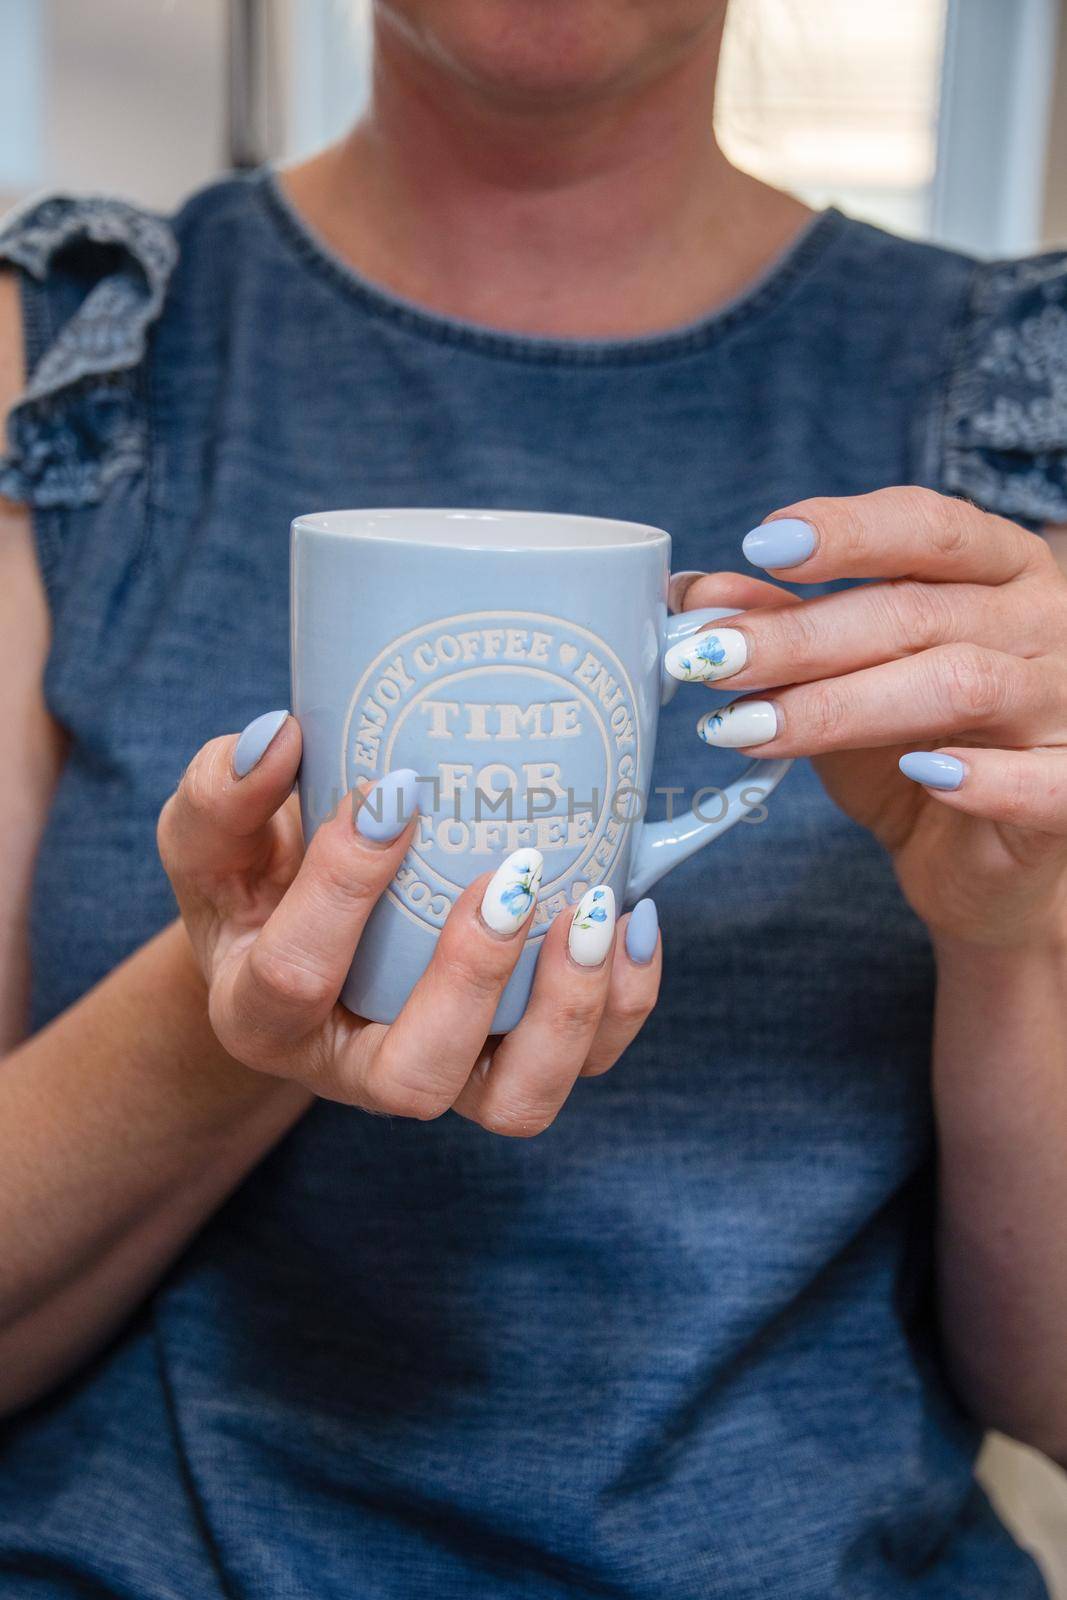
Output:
(625, 897), (659, 964)
(480, 847), (544, 935)
(899, 751), (966, 791)
(568, 885), (616, 968)
(665, 627), (747, 683)
(356, 767), (421, 842)
(667, 570), (706, 611)
(698, 699), (779, 748)
(742, 518), (816, 570)
(233, 709), (289, 777)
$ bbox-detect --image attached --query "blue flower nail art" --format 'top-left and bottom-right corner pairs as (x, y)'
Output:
(697, 698), (778, 748)
(500, 863), (538, 917)
(481, 848), (545, 935)
(574, 887), (610, 929)
(678, 634), (727, 677)
(664, 627), (746, 685)
(568, 884), (617, 965)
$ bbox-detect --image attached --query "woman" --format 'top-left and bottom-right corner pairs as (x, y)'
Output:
(1, 2), (1065, 1594)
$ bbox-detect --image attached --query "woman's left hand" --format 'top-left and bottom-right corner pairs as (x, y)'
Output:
(671, 488), (1067, 948)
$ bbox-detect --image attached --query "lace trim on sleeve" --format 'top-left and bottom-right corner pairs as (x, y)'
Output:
(940, 251), (1067, 524)
(941, 253), (1067, 526)
(0, 195), (177, 508)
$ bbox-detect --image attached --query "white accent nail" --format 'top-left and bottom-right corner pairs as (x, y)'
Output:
(697, 699), (779, 748)
(480, 847), (543, 935)
(568, 885), (616, 968)
(665, 627), (747, 683)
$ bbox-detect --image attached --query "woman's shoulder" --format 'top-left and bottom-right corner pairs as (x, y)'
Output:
(823, 208), (1067, 345)
(0, 172), (269, 511)
(827, 212), (1067, 526)
(940, 245), (1067, 525)
(0, 168), (267, 272)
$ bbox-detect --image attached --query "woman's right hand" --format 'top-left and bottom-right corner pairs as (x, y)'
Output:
(158, 713), (660, 1137)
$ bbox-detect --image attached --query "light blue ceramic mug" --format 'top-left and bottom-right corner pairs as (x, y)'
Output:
(291, 509), (791, 1030)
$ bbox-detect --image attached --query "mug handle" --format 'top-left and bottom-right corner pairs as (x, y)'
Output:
(624, 606), (793, 902)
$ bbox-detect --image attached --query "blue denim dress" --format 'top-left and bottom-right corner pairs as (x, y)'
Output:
(1, 172), (1066, 1599)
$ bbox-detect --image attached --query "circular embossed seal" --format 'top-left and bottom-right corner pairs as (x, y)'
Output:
(341, 611), (641, 937)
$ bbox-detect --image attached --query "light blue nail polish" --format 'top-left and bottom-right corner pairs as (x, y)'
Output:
(356, 767), (421, 842)
(898, 752), (966, 791)
(742, 518), (817, 570)
(625, 897), (659, 964)
(233, 709), (289, 778)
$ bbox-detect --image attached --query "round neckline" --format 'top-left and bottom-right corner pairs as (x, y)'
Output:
(256, 165), (846, 368)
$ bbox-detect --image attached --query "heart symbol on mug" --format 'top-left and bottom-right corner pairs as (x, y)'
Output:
(559, 642), (578, 667)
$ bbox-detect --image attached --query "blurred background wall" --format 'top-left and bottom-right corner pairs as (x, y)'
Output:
(1, 0), (1066, 1591)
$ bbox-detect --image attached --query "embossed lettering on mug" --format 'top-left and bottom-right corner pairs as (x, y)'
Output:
(341, 611), (641, 938)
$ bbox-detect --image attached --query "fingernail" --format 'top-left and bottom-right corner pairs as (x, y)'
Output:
(697, 699), (779, 748)
(356, 767), (421, 841)
(233, 709), (289, 778)
(568, 885), (616, 968)
(742, 518), (816, 570)
(665, 627), (747, 683)
(480, 847), (544, 935)
(899, 751), (966, 791)
(667, 570), (706, 611)
(625, 897), (659, 964)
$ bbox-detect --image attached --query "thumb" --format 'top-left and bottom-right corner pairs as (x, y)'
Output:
(158, 712), (302, 890)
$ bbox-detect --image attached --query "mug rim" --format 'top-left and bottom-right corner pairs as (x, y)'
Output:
(291, 507), (670, 552)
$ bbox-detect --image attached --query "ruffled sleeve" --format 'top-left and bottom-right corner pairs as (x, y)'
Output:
(941, 250), (1067, 527)
(0, 194), (177, 509)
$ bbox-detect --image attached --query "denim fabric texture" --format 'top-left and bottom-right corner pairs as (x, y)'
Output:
(0, 170), (1061, 1598)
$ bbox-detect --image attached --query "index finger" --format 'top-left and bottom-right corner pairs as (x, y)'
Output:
(743, 488), (1045, 587)
(222, 775), (423, 1047)
(351, 850), (545, 1119)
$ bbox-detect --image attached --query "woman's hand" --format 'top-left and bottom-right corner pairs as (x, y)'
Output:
(669, 488), (1067, 948)
(158, 715), (660, 1136)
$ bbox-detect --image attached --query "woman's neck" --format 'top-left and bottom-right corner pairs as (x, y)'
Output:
(281, 19), (812, 339)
